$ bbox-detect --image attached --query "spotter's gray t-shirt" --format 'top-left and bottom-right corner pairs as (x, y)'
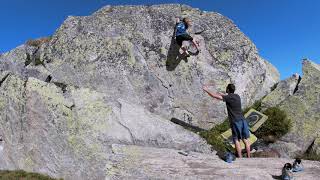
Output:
(223, 93), (244, 123)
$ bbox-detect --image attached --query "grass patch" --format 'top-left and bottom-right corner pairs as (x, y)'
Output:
(0, 170), (61, 180)
(255, 107), (292, 139)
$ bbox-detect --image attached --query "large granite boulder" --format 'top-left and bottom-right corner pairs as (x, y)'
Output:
(0, 4), (280, 179)
(40, 4), (278, 128)
(271, 60), (320, 157)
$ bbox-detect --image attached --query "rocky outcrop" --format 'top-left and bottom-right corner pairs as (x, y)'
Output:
(106, 144), (320, 179)
(270, 60), (320, 158)
(0, 4), (280, 179)
(261, 73), (300, 111)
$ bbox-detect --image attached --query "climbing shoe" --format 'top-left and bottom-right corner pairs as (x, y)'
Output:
(184, 51), (191, 57)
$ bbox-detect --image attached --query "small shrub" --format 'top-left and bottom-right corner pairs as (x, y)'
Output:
(200, 130), (227, 152)
(255, 107), (291, 139)
(200, 119), (230, 152)
(26, 37), (51, 48)
(0, 170), (62, 180)
(213, 118), (230, 133)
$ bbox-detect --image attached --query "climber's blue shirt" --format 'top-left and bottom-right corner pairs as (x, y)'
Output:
(175, 22), (188, 36)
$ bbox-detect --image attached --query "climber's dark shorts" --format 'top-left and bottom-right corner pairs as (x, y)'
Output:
(176, 34), (193, 47)
(231, 119), (250, 142)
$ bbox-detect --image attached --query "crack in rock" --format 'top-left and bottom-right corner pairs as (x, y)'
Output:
(293, 75), (302, 94)
(117, 101), (136, 144)
(0, 73), (10, 87)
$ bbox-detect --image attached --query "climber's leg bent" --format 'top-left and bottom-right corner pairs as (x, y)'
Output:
(181, 41), (190, 57)
(191, 39), (200, 52)
(176, 34), (194, 57)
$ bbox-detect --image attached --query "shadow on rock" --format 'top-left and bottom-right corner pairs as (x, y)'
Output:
(165, 37), (188, 71)
(170, 118), (205, 132)
(189, 50), (200, 56)
(271, 175), (282, 179)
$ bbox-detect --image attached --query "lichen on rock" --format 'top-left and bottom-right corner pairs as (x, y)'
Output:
(270, 60), (320, 158)
(0, 4), (283, 179)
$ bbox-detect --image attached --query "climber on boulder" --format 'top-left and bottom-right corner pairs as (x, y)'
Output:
(203, 83), (251, 158)
(174, 17), (200, 57)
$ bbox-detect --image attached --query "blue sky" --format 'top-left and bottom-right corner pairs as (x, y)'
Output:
(1, 0), (320, 79)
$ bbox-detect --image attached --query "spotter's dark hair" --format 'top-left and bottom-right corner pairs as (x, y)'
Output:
(226, 84), (236, 93)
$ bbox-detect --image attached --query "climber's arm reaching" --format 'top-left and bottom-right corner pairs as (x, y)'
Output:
(173, 17), (180, 39)
(176, 17), (180, 24)
(203, 85), (224, 101)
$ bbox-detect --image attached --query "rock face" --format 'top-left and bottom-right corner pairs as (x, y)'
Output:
(261, 73), (300, 111)
(106, 144), (320, 179)
(20, 4), (277, 128)
(0, 4), (280, 179)
(270, 60), (320, 158)
(0, 74), (210, 179)
(312, 137), (320, 155)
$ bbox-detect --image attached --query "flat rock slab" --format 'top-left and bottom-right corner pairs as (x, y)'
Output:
(106, 144), (320, 180)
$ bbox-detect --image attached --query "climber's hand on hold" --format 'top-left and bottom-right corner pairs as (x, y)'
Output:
(175, 17), (180, 24)
(203, 84), (223, 101)
(203, 83), (214, 87)
(202, 85), (209, 92)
